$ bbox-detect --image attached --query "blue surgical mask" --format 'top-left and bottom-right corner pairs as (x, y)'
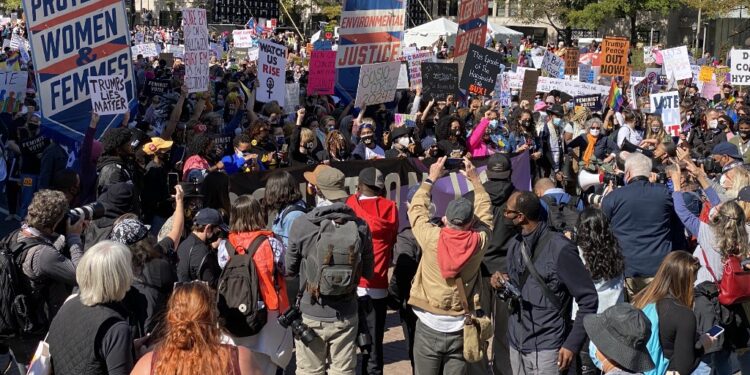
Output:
(489, 119), (499, 129)
(589, 341), (603, 370)
(553, 118), (562, 126)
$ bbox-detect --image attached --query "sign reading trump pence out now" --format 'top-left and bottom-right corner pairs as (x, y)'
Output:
(600, 37), (629, 77)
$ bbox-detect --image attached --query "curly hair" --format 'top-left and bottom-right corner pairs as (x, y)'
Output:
(710, 201), (750, 259)
(26, 189), (68, 231)
(575, 208), (625, 281)
(187, 133), (212, 158)
(100, 127), (132, 155)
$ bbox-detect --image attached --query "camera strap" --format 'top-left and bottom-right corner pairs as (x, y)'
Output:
(519, 231), (562, 311)
(454, 276), (473, 325)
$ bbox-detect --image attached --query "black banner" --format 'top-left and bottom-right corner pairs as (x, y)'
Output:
(422, 62), (459, 100)
(146, 79), (171, 97)
(574, 94), (602, 111)
(460, 44), (502, 97)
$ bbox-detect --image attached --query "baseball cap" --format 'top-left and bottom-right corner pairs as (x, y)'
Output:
(358, 167), (385, 190)
(486, 154), (512, 180)
(193, 208), (228, 231)
(711, 142), (743, 160)
(311, 166), (348, 201)
(738, 186), (750, 203)
(445, 197), (473, 226)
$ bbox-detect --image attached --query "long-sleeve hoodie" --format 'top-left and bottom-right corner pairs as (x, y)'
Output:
(467, 118), (491, 158)
(345, 194), (398, 290)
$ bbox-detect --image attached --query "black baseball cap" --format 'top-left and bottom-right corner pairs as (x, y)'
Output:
(445, 197), (473, 226)
(712, 142), (743, 160)
(359, 167), (385, 190)
(486, 154), (512, 180)
(194, 208), (228, 231)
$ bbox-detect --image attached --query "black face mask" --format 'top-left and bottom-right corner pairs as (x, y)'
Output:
(361, 135), (374, 145)
(740, 130), (750, 140)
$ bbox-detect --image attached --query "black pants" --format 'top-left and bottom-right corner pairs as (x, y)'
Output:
(358, 296), (388, 375)
(492, 295), (512, 375)
(398, 305), (418, 374)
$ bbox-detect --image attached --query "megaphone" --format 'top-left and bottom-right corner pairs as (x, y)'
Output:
(579, 169), (603, 191)
(620, 139), (654, 158)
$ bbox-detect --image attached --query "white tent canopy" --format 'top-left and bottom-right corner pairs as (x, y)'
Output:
(403, 17), (458, 48)
(487, 22), (523, 44)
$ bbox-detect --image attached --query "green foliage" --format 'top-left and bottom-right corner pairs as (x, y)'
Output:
(566, 0), (674, 42)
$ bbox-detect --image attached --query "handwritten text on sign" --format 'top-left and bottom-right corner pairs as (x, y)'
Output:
(88, 75), (128, 115)
(308, 50), (336, 95)
(600, 37), (629, 77)
(183, 8), (208, 93)
(459, 44), (501, 96)
(257, 39), (287, 105)
(355, 61), (401, 108)
(650, 91), (681, 135)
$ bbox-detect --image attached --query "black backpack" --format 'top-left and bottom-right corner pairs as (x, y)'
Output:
(217, 235), (269, 337)
(0, 229), (47, 337)
(541, 194), (581, 234)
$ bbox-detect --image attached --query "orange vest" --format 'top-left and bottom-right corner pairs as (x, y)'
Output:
(228, 231), (289, 312)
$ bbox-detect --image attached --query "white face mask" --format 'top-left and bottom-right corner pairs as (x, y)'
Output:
(315, 195), (333, 207)
(709, 119), (719, 129)
(397, 136), (411, 148)
(589, 129), (600, 136)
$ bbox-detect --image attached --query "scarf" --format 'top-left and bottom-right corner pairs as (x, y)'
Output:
(582, 134), (597, 167)
(437, 227), (480, 279)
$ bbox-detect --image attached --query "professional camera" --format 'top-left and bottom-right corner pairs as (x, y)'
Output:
(693, 157), (721, 174)
(278, 306), (317, 345)
(586, 193), (603, 206)
(496, 280), (522, 301)
(68, 202), (105, 225)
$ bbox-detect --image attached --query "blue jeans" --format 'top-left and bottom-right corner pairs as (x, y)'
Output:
(18, 173), (38, 220)
(692, 349), (750, 375)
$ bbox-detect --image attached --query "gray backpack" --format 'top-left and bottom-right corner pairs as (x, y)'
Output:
(307, 219), (362, 299)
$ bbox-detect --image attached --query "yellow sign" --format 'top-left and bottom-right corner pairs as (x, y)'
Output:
(698, 66), (714, 83)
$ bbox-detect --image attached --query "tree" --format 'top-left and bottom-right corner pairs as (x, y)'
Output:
(518, 0), (594, 45)
(3, 0), (21, 12)
(566, 0), (674, 44)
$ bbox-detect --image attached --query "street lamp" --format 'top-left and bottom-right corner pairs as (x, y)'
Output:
(702, 22), (708, 56)
(692, 22), (698, 53)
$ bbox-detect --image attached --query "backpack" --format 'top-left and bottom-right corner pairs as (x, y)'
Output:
(217, 235), (268, 337)
(307, 218), (363, 299)
(0, 229), (47, 337)
(641, 303), (670, 375)
(541, 194), (581, 233)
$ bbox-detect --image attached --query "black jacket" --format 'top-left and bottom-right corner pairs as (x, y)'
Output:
(464, 179), (516, 274)
(96, 156), (133, 197)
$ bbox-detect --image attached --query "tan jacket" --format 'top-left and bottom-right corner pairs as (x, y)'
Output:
(729, 136), (750, 164)
(407, 181), (493, 316)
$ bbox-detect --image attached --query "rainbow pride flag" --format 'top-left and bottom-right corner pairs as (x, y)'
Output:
(607, 79), (623, 111)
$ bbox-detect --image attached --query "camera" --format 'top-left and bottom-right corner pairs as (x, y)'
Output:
(586, 194), (603, 206)
(68, 202), (105, 225)
(602, 172), (624, 187)
(693, 157), (721, 174)
(496, 280), (522, 301)
(278, 306), (317, 345)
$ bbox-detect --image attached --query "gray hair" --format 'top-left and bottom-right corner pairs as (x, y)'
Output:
(77, 241), (133, 306)
(624, 153), (652, 179)
(584, 118), (603, 131)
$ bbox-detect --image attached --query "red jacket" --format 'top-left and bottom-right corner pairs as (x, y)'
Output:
(346, 194), (399, 289)
(228, 230), (289, 312)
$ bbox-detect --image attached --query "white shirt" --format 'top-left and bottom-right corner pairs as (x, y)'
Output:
(616, 125), (643, 148)
(413, 307), (465, 333)
(364, 145), (385, 160)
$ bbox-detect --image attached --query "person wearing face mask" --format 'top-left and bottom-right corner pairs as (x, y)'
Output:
(615, 109), (644, 149)
(567, 118), (618, 171)
(353, 122), (385, 160)
(175, 208), (226, 288)
(435, 115), (467, 158)
(468, 110), (500, 157)
(641, 117), (673, 151)
(15, 113), (50, 219)
(96, 126), (136, 197)
(537, 104), (565, 178)
(141, 137), (174, 228)
(729, 117), (750, 163)
(583, 304), (655, 375)
(385, 126), (417, 159)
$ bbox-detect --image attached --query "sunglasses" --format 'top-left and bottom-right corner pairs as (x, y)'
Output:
(590, 126), (601, 130)
(173, 280), (209, 289)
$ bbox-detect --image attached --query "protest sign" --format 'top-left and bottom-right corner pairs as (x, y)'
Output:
(258, 39), (287, 105)
(541, 50), (565, 78)
(0, 71), (28, 113)
(1, 40), (9, 49)
(661, 46), (692, 80)
(336, 0), (406, 102)
(355, 61), (401, 108)
(135, 32), (144, 44)
(308, 50), (336, 95)
(160, 53), (174, 67)
(395, 113), (417, 128)
(131, 43), (159, 58)
(536, 77), (610, 97)
(632, 77), (651, 102)
(233, 30), (255, 48)
(579, 64), (592, 83)
(183, 8), (209, 93)
(731, 50), (750, 85)
(531, 55), (544, 69)
(650, 91), (681, 135)
(403, 49), (435, 89)
(460, 45), (502, 97)
(146, 79), (171, 96)
(715, 67), (730, 86)
(699, 66), (714, 83)
(397, 63), (409, 90)
(702, 81), (720, 100)
(88, 75), (128, 115)
(23, 0), (136, 141)
(285, 83), (300, 113)
(600, 37), (629, 77)
(520, 70), (540, 103)
(494, 72), (512, 107)
(643, 46), (656, 65)
(422, 62), (459, 100)
(454, 0), (488, 57)
(564, 49), (580, 76)
(248, 48), (260, 62)
(574, 94), (602, 111)
(9, 34), (23, 50)
(507, 69), (525, 90)
(209, 43), (224, 59)
(166, 44), (184, 59)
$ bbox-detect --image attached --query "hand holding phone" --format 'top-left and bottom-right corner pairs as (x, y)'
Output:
(707, 325), (724, 338)
(167, 172), (179, 196)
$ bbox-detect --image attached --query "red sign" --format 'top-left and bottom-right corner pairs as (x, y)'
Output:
(454, 25), (487, 57)
(457, 0), (489, 26)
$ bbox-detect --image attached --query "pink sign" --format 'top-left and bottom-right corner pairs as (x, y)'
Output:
(308, 50), (336, 95)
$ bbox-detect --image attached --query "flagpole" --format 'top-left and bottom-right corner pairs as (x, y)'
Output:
(279, 0), (304, 39)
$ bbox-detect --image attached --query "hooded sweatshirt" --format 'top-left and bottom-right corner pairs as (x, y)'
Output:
(345, 194), (398, 291)
(83, 182), (137, 251)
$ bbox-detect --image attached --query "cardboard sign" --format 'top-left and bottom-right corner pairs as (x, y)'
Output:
(146, 79), (171, 96)
(574, 94), (602, 111)
(661, 46), (692, 81)
(403, 49), (435, 89)
(541, 50), (565, 78)
(536, 77), (610, 97)
(422, 62), (459, 100)
(397, 62), (409, 90)
(715, 67), (730, 86)
(699, 66), (714, 83)
(0, 71), (28, 113)
(520, 70), (540, 103)
(257, 39), (287, 105)
(355, 61), (401, 108)
(88, 75), (128, 115)
(308, 50), (336, 95)
(233, 30), (255, 48)
(284, 82), (300, 113)
(166, 44), (185, 59)
(643, 46), (656, 65)
(564, 49), (580, 76)
(600, 37), (629, 77)
(650, 91), (681, 135)
(131, 43), (159, 58)
(9, 34), (23, 50)
(394, 113), (417, 128)
(460, 44), (502, 97)
(731, 50), (750, 85)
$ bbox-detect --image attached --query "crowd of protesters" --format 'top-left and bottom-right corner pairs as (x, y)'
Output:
(1, 12), (750, 375)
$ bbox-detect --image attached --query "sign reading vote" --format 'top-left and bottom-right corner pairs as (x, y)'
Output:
(355, 61), (401, 108)
(650, 91), (681, 135)
(600, 37), (629, 77)
(731, 49), (750, 85)
(257, 39), (287, 105)
(460, 44), (502, 97)
(422, 62), (459, 100)
(88, 75), (128, 115)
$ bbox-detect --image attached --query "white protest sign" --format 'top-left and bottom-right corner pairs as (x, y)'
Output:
(403, 49), (435, 89)
(731, 49), (750, 85)
(248, 47), (259, 62)
(166, 44), (184, 59)
(541, 50), (564, 78)
(536, 77), (610, 97)
(397, 63), (409, 89)
(233, 30), (255, 48)
(531, 55), (544, 69)
(643, 46), (656, 65)
(209, 43), (224, 59)
(9, 34), (23, 50)
(131, 43), (159, 58)
(0, 71), (28, 113)
(650, 91), (681, 135)
(135, 32), (144, 44)
(19, 47), (29, 64)
(88, 75), (128, 115)
(355, 61), (401, 108)
(284, 82), (300, 113)
(507, 69), (525, 90)
(183, 8), (209, 93)
(661, 46), (692, 81)
(257, 39), (287, 105)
